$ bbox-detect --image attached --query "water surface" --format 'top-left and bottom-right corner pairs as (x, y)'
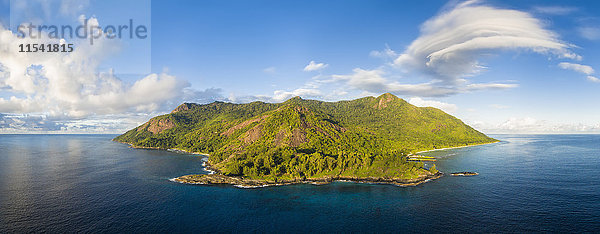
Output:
(1, 134), (599, 232)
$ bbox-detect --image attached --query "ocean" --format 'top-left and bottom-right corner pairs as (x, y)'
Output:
(1, 134), (599, 233)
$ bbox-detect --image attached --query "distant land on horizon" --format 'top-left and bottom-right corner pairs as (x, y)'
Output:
(114, 93), (497, 186)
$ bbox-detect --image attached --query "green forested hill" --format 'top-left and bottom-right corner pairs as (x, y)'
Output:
(114, 93), (496, 181)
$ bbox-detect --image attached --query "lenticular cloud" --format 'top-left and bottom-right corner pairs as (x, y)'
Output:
(394, 0), (580, 82)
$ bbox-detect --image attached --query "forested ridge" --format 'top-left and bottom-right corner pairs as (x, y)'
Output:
(114, 93), (496, 180)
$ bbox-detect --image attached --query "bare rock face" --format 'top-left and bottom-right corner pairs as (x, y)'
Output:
(221, 115), (269, 137)
(171, 103), (193, 113)
(273, 129), (287, 146)
(172, 174), (271, 187)
(374, 93), (398, 109)
(140, 118), (175, 134)
(289, 128), (308, 147)
(243, 124), (264, 144)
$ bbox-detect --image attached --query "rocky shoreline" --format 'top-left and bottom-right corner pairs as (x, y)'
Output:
(114, 140), (209, 156)
(450, 172), (478, 176)
(170, 172), (444, 188)
(114, 140), (450, 188)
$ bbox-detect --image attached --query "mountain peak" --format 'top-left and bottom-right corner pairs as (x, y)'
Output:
(378, 93), (398, 99)
(283, 96), (303, 104)
(375, 93), (399, 109)
(171, 103), (194, 113)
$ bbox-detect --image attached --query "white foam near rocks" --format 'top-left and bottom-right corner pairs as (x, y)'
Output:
(168, 178), (207, 185)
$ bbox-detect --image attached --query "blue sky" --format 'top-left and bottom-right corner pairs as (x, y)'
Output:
(149, 0), (444, 92)
(0, 0), (599, 133)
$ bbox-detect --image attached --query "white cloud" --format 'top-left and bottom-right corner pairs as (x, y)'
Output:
(332, 68), (390, 93)
(0, 18), (195, 132)
(238, 88), (321, 103)
(577, 26), (600, 41)
(330, 68), (517, 97)
(271, 88), (321, 102)
(0, 21), (191, 117)
(466, 83), (519, 90)
(60, 0), (90, 17)
(263, 66), (276, 74)
(499, 117), (543, 131)
(303, 61), (329, 72)
(557, 62), (599, 83)
(475, 117), (600, 134)
(0, 112), (153, 134)
(587, 76), (600, 83)
(558, 62), (594, 75)
(394, 0), (580, 82)
(533, 6), (577, 15)
(254, 1), (587, 101)
(474, 117), (546, 133)
(490, 104), (510, 109)
(370, 45), (398, 58)
(408, 97), (457, 114)
(332, 68), (455, 96)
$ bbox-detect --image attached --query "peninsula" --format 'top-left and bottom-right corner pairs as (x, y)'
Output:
(114, 93), (497, 187)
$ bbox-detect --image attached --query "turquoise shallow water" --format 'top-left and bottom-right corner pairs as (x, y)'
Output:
(1, 134), (599, 233)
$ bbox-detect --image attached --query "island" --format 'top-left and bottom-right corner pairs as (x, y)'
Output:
(114, 93), (497, 188)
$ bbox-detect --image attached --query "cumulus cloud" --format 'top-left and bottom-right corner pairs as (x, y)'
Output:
(0, 17), (196, 132)
(408, 97), (457, 114)
(394, 0), (580, 83)
(0, 21), (191, 117)
(370, 45), (398, 59)
(332, 68), (391, 93)
(303, 61), (329, 72)
(496, 117), (545, 132)
(0, 113), (66, 132)
(473, 117), (600, 134)
(228, 87), (322, 103)
(269, 88), (321, 102)
(0, 112), (154, 134)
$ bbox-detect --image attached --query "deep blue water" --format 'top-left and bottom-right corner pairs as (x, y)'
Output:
(1, 134), (599, 233)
